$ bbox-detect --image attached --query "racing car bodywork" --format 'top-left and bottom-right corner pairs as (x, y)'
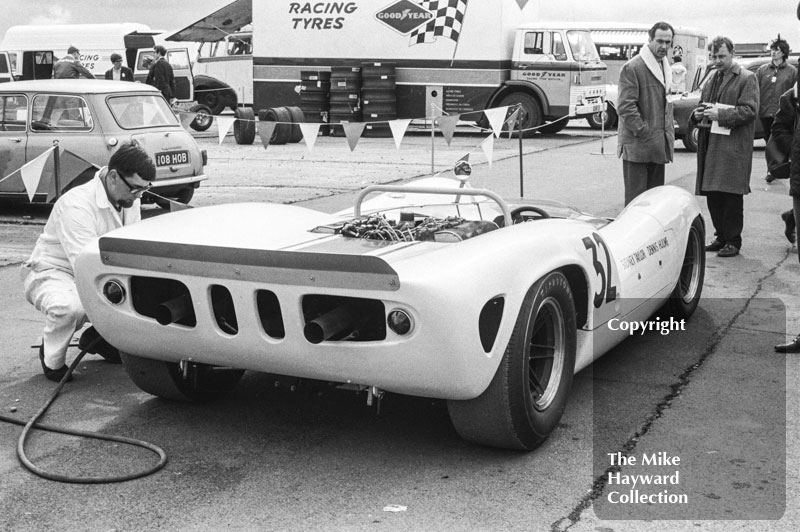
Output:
(75, 175), (705, 450)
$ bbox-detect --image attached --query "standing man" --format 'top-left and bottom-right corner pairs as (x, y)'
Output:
(616, 21), (676, 206)
(53, 45), (94, 79)
(104, 53), (134, 81)
(694, 36), (759, 258)
(757, 35), (796, 183)
(20, 141), (156, 381)
(146, 45), (176, 104)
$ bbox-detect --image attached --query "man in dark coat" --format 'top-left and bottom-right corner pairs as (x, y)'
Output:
(616, 21), (676, 206)
(52, 45), (94, 79)
(693, 36), (759, 258)
(104, 53), (134, 81)
(145, 45), (176, 103)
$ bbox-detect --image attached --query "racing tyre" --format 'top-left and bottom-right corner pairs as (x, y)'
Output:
(682, 123), (699, 152)
(188, 104), (213, 132)
(448, 271), (577, 450)
(498, 93), (542, 138)
(286, 106), (305, 143)
(587, 105), (618, 130)
(667, 216), (705, 318)
(121, 352), (244, 402)
(234, 107), (256, 145)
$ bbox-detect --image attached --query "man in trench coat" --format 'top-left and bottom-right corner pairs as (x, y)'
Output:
(616, 21), (676, 206)
(694, 36), (759, 258)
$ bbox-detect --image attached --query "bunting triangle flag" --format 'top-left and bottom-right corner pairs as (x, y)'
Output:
(388, 119), (411, 150)
(217, 116), (236, 144)
(258, 122), (277, 149)
(483, 106), (509, 138)
(504, 107), (522, 136)
(20, 147), (55, 202)
(179, 111), (197, 130)
(342, 122), (366, 151)
(46, 148), (100, 202)
(299, 123), (321, 152)
(437, 115), (459, 145)
(480, 134), (495, 168)
(515, 0), (529, 9)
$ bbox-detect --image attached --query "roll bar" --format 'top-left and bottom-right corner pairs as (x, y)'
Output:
(354, 185), (513, 228)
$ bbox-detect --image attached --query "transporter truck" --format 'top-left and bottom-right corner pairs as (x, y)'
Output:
(252, 0), (607, 135)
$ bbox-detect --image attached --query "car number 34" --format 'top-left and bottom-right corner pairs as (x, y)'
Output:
(583, 232), (617, 308)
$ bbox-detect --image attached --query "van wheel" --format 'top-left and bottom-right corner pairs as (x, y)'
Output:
(188, 104), (213, 132)
(234, 108), (256, 144)
(121, 352), (244, 402)
(499, 93), (542, 138)
(447, 271), (577, 450)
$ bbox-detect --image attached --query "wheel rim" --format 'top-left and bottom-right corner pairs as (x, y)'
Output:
(679, 226), (702, 303)
(528, 297), (566, 410)
(194, 113), (212, 128)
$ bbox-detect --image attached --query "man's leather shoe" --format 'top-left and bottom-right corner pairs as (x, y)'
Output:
(39, 345), (72, 383)
(766, 173), (777, 183)
(705, 240), (725, 252)
(775, 335), (800, 353)
(781, 210), (796, 244)
(717, 244), (740, 257)
(78, 326), (121, 363)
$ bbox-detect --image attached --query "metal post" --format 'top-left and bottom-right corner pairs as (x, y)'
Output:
(591, 99), (607, 156)
(430, 103), (435, 175)
(518, 110), (524, 198)
(52, 140), (61, 200)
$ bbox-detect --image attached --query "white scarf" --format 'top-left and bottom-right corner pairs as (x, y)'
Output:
(640, 41), (673, 90)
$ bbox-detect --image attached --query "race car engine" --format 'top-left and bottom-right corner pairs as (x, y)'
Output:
(319, 214), (498, 242)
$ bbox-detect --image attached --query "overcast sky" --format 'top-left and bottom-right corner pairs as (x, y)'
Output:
(1, 0), (798, 50)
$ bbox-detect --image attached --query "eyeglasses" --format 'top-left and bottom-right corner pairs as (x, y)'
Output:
(118, 172), (153, 195)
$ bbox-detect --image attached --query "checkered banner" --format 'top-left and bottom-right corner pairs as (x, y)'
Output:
(409, 0), (468, 45)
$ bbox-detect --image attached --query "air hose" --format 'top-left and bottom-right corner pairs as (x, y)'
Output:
(0, 339), (168, 483)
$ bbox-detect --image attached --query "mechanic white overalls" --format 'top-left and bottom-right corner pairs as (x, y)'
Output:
(20, 169), (140, 370)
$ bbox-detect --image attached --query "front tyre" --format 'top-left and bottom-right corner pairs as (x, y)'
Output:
(121, 352), (244, 402)
(448, 271), (577, 450)
(667, 216), (705, 318)
(682, 123), (699, 152)
(499, 92), (542, 138)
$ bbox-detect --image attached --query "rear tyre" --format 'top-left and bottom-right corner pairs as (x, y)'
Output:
(682, 123), (699, 152)
(233, 107), (256, 145)
(188, 104), (213, 132)
(667, 216), (705, 318)
(498, 93), (542, 138)
(121, 352), (244, 402)
(448, 271), (577, 450)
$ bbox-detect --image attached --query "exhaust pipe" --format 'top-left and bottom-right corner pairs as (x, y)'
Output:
(155, 294), (192, 326)
(304, 306), (354, 344)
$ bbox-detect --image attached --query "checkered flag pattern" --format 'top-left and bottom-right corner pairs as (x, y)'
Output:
(409, 0), (468, 45)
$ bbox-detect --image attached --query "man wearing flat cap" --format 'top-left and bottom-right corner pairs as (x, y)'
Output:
(104, 53), (134, 81)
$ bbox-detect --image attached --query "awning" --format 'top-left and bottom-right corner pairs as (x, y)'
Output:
(590, 30), (648, 46)
(165, 0), (252, 42)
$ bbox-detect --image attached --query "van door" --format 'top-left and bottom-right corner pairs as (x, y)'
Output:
(0, 93), (30, 197)
(133, 48), (194, 102)
(0, 53), (14, 83)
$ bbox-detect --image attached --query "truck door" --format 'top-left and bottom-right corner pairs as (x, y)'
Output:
(133, 48), (194, 102)
(0, 93), (29, 196)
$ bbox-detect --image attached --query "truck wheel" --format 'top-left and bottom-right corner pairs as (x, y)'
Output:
(234, 108), (256, 145)
(682, 123), (699, 152)
(121, 352), (244, 402)
(188, 104), (213, 132)
(447, 271), (577, 450)
(667, 216), (705, 318)
(499, 93), (542, 138)
(587, 105), (618, 130)
(197, 89), (226, 115)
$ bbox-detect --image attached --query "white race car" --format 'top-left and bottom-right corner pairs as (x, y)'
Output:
(75, 166), (705, 450)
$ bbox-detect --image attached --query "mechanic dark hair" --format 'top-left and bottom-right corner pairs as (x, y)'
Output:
(154, 45), (167, 57)
(648, 21), (675, 40)
(108, 141), (156, 181)
(710, 36), (735, 55)
(67, 45), (79, 55)
(770, 34), (791, 61)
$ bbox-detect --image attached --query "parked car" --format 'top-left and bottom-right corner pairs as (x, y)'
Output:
(0, 79), (206, 205)
(674, 56), (797, 151)
(75, 165), (705, 451)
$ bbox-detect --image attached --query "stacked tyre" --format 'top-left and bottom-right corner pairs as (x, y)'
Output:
(329, 66), (362, 137)
(361, 62), (397, 138)
(299, 70), (331, 136)
(256, 107), (304, 145)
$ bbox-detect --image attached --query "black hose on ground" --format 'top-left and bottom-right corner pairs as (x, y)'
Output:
(0, 338), (168, 483)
